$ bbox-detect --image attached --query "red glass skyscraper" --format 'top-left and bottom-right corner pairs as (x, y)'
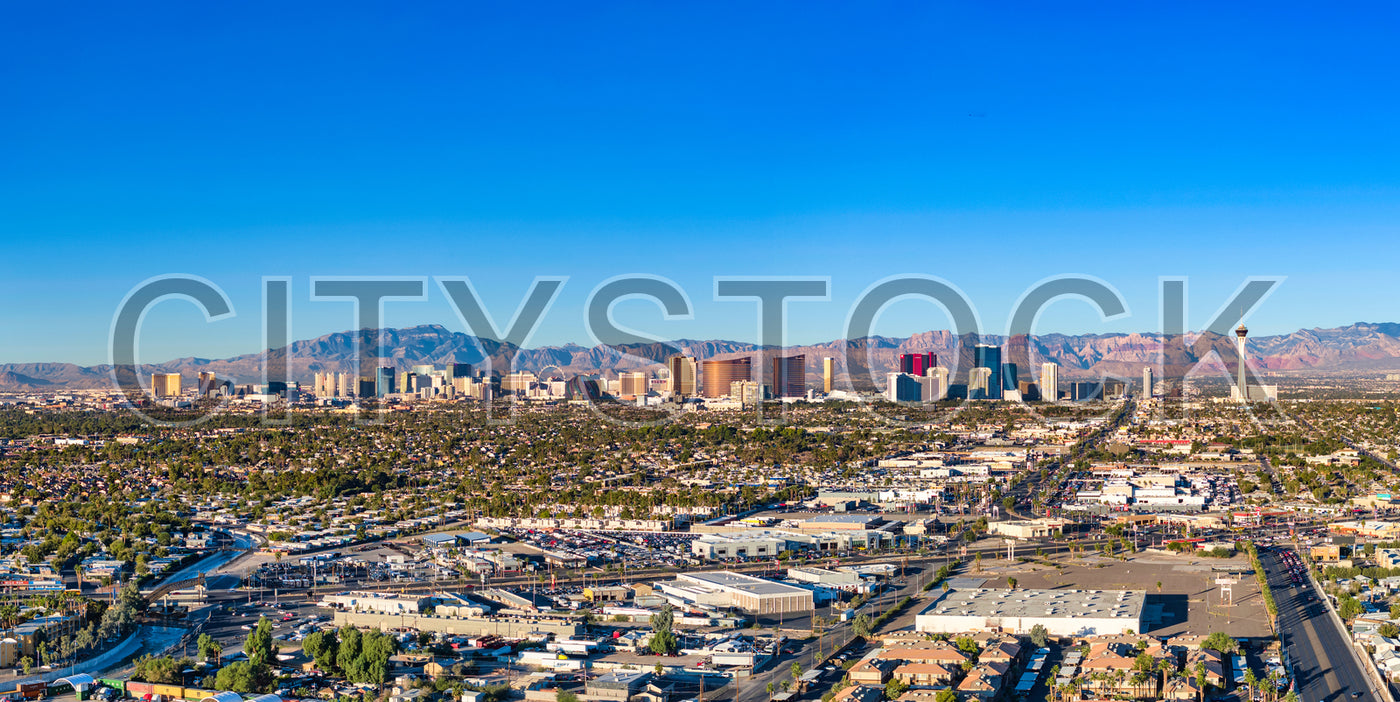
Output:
(899, 352), (937, 376)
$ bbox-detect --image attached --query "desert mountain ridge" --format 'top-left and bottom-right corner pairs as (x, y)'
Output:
(4, 322), (1400, 390)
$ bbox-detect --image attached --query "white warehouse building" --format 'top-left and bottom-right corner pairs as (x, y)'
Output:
(320, 590), (429, 614)
(915, 588), (1145, 637)
(657, 571), (814, 615)
(691, 533), (787, 560)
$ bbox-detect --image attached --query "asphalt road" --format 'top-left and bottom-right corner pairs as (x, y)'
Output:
(142, 530), (258, 597)
(1011, 398), (1135, 519)
(1263, 546), (1380, 702)
(733, 567), (937, 702)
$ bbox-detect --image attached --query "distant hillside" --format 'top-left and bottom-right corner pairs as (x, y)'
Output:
(4, 322), (1400, 390)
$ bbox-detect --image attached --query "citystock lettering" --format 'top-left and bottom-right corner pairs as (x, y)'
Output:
(109, 273), (1283, 427)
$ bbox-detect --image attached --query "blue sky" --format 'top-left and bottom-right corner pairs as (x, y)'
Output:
(2, 3), (1399, 365)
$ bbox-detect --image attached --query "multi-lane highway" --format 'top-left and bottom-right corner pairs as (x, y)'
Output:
(1262, 546), (1381, 702)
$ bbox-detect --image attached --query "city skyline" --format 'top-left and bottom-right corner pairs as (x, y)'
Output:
(5, 317), (1400, 381)
(2, 6), (1399, 701)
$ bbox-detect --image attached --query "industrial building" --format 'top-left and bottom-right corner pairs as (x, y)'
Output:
(786, 566), (864, 587)
(690, 526), (895, 561)
(320, 590), (429, 614)
(988, 518), (1074, 540)
(784, 563), (868, 591)
(915, 588), (1145, 637)
(691, 533), (786, 560)
(796, 514), (886, 531)
(657, 571), (814, 615)
(587, 671), (653, 702)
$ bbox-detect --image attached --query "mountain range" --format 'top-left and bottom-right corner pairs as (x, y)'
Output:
(4, 322), (1400, 391)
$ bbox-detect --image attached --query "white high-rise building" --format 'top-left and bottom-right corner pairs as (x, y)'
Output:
(921, 366), (949, 402)
(969, 367), (993, 398)
(886, 373), (921, 402)
(732, 380), (766, 406)
(314, 372), (340, 398)
(1040, 363), (1059, 402)
(1141, 367), (1154, 398)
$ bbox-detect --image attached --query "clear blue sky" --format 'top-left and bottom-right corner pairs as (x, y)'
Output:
(3, 3), (1399, 365)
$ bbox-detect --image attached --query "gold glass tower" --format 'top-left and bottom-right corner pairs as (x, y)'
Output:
(702, 358), (751, 398)
(667, 355), (697, 396)
(151, 373), (182, 398)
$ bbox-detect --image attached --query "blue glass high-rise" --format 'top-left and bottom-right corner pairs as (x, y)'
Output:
(974, 345), (1003, 399)
(1002, 362), (1018, 392)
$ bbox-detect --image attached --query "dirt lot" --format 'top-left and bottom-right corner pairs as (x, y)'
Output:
(953, 550), (1273, 638)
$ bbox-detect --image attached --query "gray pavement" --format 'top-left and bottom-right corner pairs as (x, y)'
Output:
(1264, 546), (1381, 702)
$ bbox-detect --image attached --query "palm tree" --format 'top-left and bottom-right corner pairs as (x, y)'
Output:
(1265, 670), (1283, 702)
(1062, 681), (1078, 702)
(1158, 658), (1175, 696)
(1088, 671), (1106, 694)
(0, 603), (18, 637)
(1132, 670), (1149, 699)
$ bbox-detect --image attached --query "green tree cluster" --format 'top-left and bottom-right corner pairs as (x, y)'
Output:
(649, 605), (678, 655)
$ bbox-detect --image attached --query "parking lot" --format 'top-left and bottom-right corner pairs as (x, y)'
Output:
(502, 527), (701, 568)
(961, 551), (1274, 638)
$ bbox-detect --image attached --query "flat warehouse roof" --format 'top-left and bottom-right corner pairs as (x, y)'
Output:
(805, 514), (882, 524)
(919, 588), (1146, 620)
(680, 571), (811, 596)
